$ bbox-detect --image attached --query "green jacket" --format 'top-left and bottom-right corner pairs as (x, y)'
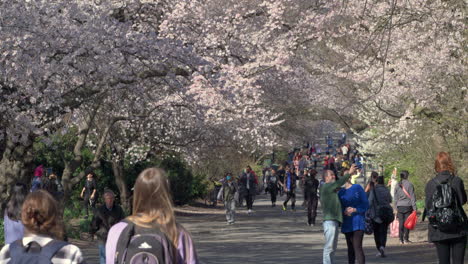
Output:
(319, 173), (352, 223)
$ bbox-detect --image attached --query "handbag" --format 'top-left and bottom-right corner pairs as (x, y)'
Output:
(404, 210), (418, 230)
(390, 215), (399, 238)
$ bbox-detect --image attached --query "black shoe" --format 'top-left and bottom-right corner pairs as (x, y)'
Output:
(404, 240), (412, 244)
(379, 246), (386, 257)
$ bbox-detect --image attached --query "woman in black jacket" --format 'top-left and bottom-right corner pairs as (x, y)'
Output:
(425, 152), (467, 264)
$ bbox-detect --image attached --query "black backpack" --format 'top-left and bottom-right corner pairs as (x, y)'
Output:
(115, 220), (175, 264)
(9, 239), (68, 264)
(428, 176), (467, 233)
(372, 188), (394, 225)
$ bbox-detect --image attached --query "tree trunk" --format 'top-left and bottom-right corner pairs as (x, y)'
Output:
(112, 159), (130, 212)
(0, 137), (35, 202)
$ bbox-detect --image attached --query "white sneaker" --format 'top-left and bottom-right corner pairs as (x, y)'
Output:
(247, 209), (252, 214)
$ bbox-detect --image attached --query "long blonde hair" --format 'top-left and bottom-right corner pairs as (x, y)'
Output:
(128, 168), (178, 250)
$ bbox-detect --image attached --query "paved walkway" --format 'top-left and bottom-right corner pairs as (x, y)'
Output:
(180, 193), (438, 264)
(79, 192), (443, 263)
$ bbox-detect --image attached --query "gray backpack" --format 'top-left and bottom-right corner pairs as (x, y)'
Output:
(9, 239), (68, 264)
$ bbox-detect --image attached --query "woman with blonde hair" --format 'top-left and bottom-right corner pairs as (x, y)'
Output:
(0, 190), (85, 263)
(106, 167), (199, 264)
(425, 152), (467, 264)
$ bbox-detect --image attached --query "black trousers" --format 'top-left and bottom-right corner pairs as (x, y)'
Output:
(397, 206), (413, 242)
(307, 196), (318, 225)
(83, 196), (95, 216)
(244, 189), (254, 210)
(434, 236), (467, 264)
(344, 230), (365, 264)
(373, 221), (389, 250)
(283, 191), (296, 209)
(269, 185), (278, 204)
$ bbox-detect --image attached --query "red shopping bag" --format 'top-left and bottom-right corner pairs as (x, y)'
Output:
(404, 210), (418, 230)
(390, 215), (399, 238)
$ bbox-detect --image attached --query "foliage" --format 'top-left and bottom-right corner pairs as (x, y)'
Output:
(380, 119), (467, 200)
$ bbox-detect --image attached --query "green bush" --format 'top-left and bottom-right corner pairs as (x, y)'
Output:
(159, 156), (194, 205)
(191, 173), (209, 200)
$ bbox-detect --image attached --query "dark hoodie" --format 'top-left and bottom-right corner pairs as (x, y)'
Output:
(425, 170), (467, 242)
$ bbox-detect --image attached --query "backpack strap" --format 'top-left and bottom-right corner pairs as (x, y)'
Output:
(114, 219), (136, 264)
(39, 240), (69, 260)
(9, 240), (26, 259)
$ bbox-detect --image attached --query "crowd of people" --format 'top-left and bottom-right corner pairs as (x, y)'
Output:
(215, 144), (467, 264)
(1, 135), (466, 264)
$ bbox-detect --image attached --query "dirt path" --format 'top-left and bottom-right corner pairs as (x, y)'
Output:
(79, 192), (445, 263)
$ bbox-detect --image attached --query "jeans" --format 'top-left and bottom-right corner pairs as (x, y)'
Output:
(98, 243), (106, 264)
(434, 236), (467, 264)
(323, 220), (340, 264)
(225, 199), (236, 223)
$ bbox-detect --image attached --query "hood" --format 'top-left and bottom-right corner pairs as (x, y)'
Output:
(436, 170), (453, 183)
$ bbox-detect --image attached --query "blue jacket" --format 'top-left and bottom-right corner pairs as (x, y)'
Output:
(338, 184), (369, 233)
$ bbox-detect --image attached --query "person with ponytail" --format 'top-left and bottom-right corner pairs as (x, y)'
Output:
(106, 168), (199, 264)
(0, 190), (85, 263)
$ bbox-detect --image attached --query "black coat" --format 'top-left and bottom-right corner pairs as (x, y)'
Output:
(304, 177), (319, 201)
(425, 171), (467, 242)
(90, 204), (125, 242)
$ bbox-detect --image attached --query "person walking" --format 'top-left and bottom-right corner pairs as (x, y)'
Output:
(282, 165), (297, 211)
(304, 169), (319, 226)
(339, 169), (369, 264)
(106, 168), (199, 264)
(0, 190), (85, 263)
(81, 172), (97, 219)
(3, 183), (28, 244)
(393, 170), (417, 244)
(267, 168), (280, 207)
(368, 176), (393, 257)
(365, 171), (379, 193)
(90, 189), (125, 264)
(240, 166), (257, 214)
(277, 165), (286, 196)
(217, 173), (239, 224)
(320, 164), (357, 264)
(425, 152), (467, 264)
